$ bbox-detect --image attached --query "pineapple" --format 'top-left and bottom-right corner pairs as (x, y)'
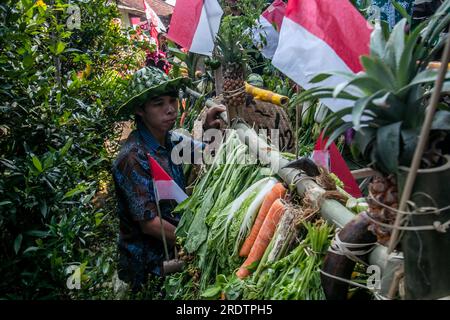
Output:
(222, 61), (246, 117)
(216, 16), (247, 121)
(367, 175), (399, 246)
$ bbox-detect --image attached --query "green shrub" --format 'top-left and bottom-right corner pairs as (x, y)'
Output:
(0, 0), (146, 299)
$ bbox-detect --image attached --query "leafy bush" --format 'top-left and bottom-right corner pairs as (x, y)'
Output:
(0, 0), (147, 299)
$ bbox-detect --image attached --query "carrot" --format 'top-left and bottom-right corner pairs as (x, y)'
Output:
(236, 199), (286, 279)
(239, 183), (287, 257)
(179, 111), (187, 127)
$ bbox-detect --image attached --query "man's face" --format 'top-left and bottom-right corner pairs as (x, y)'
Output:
(136, 95), (178, 133)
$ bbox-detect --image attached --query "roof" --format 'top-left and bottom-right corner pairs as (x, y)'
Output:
(116, 0), (173, 16)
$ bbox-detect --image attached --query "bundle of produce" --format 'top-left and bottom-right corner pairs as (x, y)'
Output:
(243, 221), (334, 300)
(164, 130), (278, 298)
(198, 176), (279, 290)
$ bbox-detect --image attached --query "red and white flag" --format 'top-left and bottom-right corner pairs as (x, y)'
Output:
(252, 0), (286, 59)
(313, 135), (362, 198)
(146, 153), (188, 204)
(143, 0), (166, 33)
(272, 0), (372, 113)
(168, 0), (223, 56)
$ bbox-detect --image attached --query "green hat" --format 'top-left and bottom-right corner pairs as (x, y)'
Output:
(247, 73), (264, 88)
(117, 66), (191, 116)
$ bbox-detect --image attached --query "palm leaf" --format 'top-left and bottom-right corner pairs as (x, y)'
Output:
(360, 55), (397, 90)
(370, 22), (387, 58)
(383, 19), (407, 72)
(324, 122), (354, 149)
(376, 122), (402, 173)
(352, 90), (386, 130)
(397, 70), (450, 96)
(398, 23), (426, 87)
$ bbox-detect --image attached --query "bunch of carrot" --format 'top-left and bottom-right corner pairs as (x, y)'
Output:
(236, 182), (287, 279)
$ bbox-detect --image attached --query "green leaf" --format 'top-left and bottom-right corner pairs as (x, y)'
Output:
(102, 263), (110, 275)
(23, 54), (33, 68)
(14, 234), (23, 254)
(56, 41), (66, 55)
(25, 230), (48, 237)
(325, 123), (353, 149)
(333, 75), (382, 97)
(215, 274), (228, 286)
(352, 91), (385, 129)
(376, 122), (402, 173)
(354, 127), (376, 156)
(323, 106), (354, 135)
(390, 1), (411, 25)
(400, 129), (419, 165)
(370, 23), (386, 58)
(201, 285), (222, 299)
(383, 19), (406, 72)
(59, 138), (73, 157)
(23, 247), (39, 255)
(397, 70), (450, 96)
(360, 56), (397, 90)
(398, 23), (425, 87)
(309, 73), (333, 84)
(32, 155), (43, 172)
(63, 183), (87, 199)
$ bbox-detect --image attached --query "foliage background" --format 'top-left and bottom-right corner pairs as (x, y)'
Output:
(0, 0), (148, 299)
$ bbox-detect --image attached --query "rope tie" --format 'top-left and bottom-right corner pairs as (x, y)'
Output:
(223, 86), (246, 98)
(366, 211), (450, 233)
(327, 231), (377, 266)
(367, 191), (450, 216)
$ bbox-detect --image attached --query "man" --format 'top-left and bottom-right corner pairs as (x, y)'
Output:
(112, 66), (225, 292)
(411, 0), (444, 27)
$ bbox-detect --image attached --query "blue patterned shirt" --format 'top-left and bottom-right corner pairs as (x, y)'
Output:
(112, 119), (204, 286)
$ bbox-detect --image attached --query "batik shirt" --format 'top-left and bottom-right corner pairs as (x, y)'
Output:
(112, 119), (204, 287)
(357, 0), (414, 29)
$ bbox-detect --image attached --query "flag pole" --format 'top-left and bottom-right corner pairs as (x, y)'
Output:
(147, 152), (171, 262)
(153, 178), (171, 262)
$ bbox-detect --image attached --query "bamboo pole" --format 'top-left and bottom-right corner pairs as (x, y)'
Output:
(234, 121), (363, 228)
(387, 26), (450, 253)
(233, 121), (397, 293)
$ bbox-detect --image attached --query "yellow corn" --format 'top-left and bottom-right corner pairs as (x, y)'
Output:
(427, 61), (450, 70)
(245, 82), (289, 107)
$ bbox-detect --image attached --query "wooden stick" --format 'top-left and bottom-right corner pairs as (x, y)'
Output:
(295, 103), (300, 159)
(387, 27), (450, 253)
(351, 168), (379, 179)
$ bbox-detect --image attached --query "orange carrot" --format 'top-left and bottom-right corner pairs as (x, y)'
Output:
(236, 199), (286, 279)
(179, 112), (187, 127)
(239, 183), (287, 257)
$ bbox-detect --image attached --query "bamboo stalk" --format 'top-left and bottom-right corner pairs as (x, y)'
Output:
(387, 26), (450, 254)
(233, 121), (397, 294)
(233, 121), (363, 228)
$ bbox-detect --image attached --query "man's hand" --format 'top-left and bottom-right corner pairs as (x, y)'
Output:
(203, 105), (226, 131)
(139, 218), (177, 247)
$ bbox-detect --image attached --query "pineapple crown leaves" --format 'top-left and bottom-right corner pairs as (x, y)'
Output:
(216, 15), (252, 64)
(295, 3), (450, 175)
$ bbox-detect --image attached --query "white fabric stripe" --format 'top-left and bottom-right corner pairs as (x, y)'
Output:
(252, 15), (280, 59)
(190, 0), (223, 56)
(154, 180), (188, 203)
(272, 17), (355, 113)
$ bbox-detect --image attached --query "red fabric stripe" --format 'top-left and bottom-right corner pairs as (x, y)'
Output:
(261, 0), (286, 31)
(314, 135), (362, 198)
(146, 153), (172, 181)
(167, 0), (204, 49)
(285, 0), (371, 73)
